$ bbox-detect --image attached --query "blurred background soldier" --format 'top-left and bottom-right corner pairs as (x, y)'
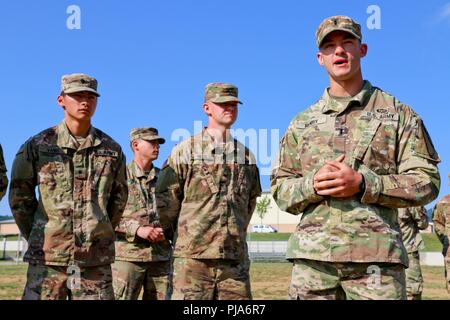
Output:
(0, 143), (8, 201)
(9, 73), (128, 300)
(156, 83), (261, 300)
(432, 176), (450, 294)
(113, 127), (173, 300)
(397, 207), (429, 300)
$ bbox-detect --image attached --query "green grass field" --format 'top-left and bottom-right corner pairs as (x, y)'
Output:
(1, 262), (448, 300)
(247, 233), (292, 241)
(421, 233), (443, 252)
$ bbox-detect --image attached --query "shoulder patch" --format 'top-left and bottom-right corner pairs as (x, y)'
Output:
(412, 118), (440, 162)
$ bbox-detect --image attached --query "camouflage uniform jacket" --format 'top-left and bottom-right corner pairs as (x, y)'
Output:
(115, 161), (172, 262)
(0, 144), (8, 201)
(397, 207), (429, 253)
(432, 195), (450, 259)
(156, 129), (262, 260)
(9, 121), (128, 267)
(271, 81), (440, 266)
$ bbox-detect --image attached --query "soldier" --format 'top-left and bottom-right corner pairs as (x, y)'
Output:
(432, 180), (450, 294)
(397, 207), (429, 300)
(9, 73), (128, 300)
(0, 144), (8, 201)
(156, 83), (262, 300)
(113, 127), (173, 300)
(271, 16), (441, 300)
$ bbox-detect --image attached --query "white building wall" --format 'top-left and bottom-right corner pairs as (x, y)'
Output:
(249, 192), (299, 232)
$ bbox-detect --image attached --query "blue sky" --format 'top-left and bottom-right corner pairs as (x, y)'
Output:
(1, 0), (449, 215)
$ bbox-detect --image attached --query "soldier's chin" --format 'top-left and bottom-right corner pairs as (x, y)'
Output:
(223, 118), (236, 125)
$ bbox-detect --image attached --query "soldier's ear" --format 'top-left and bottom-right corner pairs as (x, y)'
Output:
(203, 103), (212, 116)
(317, 52), (325, 66)
(360, 43), (368, 58)
(132, 140), (139, 152)
(57, 95), (65, 109)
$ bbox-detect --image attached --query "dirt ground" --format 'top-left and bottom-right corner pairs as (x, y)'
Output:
(0, 262), (448, 300)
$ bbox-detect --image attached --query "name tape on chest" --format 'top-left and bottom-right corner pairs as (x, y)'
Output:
(360, 110), (399, 122)
(38, 146), (64, 155)
(95, 150), (119, 158)
(296, 116), (327, 129)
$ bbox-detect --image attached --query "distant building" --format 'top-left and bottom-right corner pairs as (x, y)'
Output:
(249, 192), (299, 233)
(0, 219), (20, 236)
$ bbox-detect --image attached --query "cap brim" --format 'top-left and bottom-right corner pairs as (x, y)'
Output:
(209, 96), (243, 105)
(63, 87), (101, 97)
(141, 137), (166, 144)
(318, 28), (361, 47)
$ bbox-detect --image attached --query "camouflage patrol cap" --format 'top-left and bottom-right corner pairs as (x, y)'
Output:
(316, 15), (362, 48)
(61, 73), (100, 97)
(204, 83), (243, 105)
(130, 127), (166, 144)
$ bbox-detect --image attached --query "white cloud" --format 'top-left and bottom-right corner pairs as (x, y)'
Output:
(437, 3), (450, 23)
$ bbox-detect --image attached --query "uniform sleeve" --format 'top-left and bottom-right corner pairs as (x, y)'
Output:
(116, 214), (141, 243)
(155, 154), (185, 241)
(360, 109), (441, 208)
(248, 165), (262, 216)
(8, 141), (38, 240)
(432, 201), (449, 256)
(114, 168), (141, 242)
(270, 123), (324, 214)
(107, 151), (128, 229)
(0, 144), (8, 202)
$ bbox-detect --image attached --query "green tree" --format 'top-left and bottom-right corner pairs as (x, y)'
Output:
(255, 195), (271, 225)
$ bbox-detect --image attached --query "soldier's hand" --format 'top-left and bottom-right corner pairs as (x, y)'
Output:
(136, 226), (165, 242)
(313, 155), (363, 198)
(313, 154), (343, 194)
(148, 227), (165, 242)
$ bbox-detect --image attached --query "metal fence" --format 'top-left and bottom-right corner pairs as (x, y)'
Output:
(0, 235), (27, 263)
(248, 241), (288, 262)
(1, 239), (288, 263)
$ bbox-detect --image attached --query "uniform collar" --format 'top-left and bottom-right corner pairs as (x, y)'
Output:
(57, 121), (102, 150)
(202, 128), (237, 156)
(130, 160), (158, 181)
(321, 80), (374, 114)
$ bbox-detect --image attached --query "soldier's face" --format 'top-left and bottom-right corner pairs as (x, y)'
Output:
(317, 31), (367, 82)
(57, 91), (97, 121)
(204, 101), (238, 128)
(134, 139), (160, 162)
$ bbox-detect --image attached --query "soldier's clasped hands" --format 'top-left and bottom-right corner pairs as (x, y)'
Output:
(313, 154), (363, 198)
(137, 226), (165, 242)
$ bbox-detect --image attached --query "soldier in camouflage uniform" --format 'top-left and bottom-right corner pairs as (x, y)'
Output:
(113, 127), (173, 300)
(156, 83), (262, 300)
(432, 178), (450, 294)
(271, 16), (441, 300)
(397, 207), (429, 300)
(9, 73), (128, 300)
(0, 144), (8, 201)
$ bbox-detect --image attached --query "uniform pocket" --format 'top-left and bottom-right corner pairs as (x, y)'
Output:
(185, 164), (219, 201)
(91, 156), (115, 194)
(37, 148), (69, 192)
